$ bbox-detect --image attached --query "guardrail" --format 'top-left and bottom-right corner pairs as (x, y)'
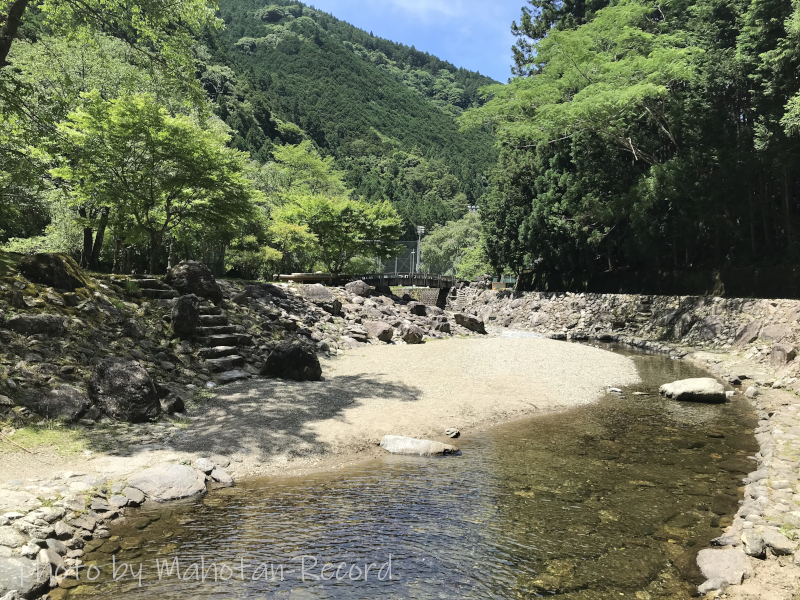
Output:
(278, 272), (458, 289)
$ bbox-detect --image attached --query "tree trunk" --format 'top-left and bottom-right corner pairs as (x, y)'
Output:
(0, 0), (30, 67)
(89, 208), (109, 270)
(78, 208), (93, 268)
(149, 232), (162, 275)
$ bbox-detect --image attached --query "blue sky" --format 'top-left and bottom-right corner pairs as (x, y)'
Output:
(307, 0), (523, 82)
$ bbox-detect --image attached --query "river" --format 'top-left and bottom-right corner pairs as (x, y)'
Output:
(62, 343), (756, 599)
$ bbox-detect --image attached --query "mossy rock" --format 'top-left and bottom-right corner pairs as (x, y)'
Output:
(18, 253), (94, 292)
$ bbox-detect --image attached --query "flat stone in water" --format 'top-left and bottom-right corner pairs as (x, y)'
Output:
(380, 435), (458, 456)
(127, 464), (206, 502)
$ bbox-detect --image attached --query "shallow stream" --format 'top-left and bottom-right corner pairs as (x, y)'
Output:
(64, 343), (757, 599)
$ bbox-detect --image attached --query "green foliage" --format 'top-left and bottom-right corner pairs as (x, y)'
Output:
(467, 0), (800, 280)
(274, 194), (402, 275)
(419, 212), (490, 278)
(52, 92), (260, 273)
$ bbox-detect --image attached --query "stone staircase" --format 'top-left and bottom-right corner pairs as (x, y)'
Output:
(195, 302), (253, 373)
(127, 274), (178, 300)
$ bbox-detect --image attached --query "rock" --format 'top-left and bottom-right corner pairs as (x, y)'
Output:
(37, 547), (63, 570)
(0, 491), (41, 513)
(298, 284), (342, 316)
(29, 385), (90, 422)
(126, 464), (206, 502)
(697, 316), (724, 340)
(771, 343), (797, 366)
(193, 458), (214, 474)
(659, 378), (727, 403)
(345, 280), (372, 297)
(260, 342), (322, 381)
(760, 324), (789, 342)
(407, 301), (427, 316)
(454, 313), (487, 334)
(696, 548), (751, 585)
(53, 522), (74, 540)
(0, 556), (48, 598)
(698, 578), (728, 595)
(0, 526), (26, 548)
(4, 314), (65, 337)
(165, 261), (223, 305)
(216, 370), (250, 385)
(108, 495), (128, 509)
(210, 455), (231, 468)
(18, 253), (92, 292)
(364, 321), (394, 342)
(741, 531), (765, 557)
(171, 294), (200, 336)
(210, 468), (233, 486)
(761, 528), (796, 555)
(379, 435), (459, 457)
(445, 428), (460, 438)
(434, 321), (451, 333)
(122, 487), (145, 506)
(160, 394), (185, 415)
(45, 539), (66, 556)
(399, 322), (424, 344)
(87, 359), (160, 422)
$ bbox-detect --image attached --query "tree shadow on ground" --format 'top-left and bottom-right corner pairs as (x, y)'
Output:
(140, 373), (423, 461)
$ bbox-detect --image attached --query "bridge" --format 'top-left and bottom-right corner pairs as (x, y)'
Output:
(278, 272), (458, 289)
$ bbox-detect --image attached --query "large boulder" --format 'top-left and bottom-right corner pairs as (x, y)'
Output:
(734, 320), (762, 347)
(126, 464), (206, 502)
(659, 378), (727, 403)
(760, 324), (789, 342)
(379, 435), (459, 457)
(345, 280), (372, 297)
(4, 315), (65, 337)
(30, 385), (91, 422)
(407, 301), (427, 316)
(365, 321), (394, 342)
(171, 294), (200, 336)
(770, 343), (797, 367)
(260, 342), (322, 381)
(18, 253), (92, 292)
(0, 556), (49, 598)
(87, 359), (160, 422)
(454, 313), (487, 334)
(399, 322), (424, 344)
(164, 261), (223, 305)
(696, 548), (751, 585)
(298, 284), (342, 316)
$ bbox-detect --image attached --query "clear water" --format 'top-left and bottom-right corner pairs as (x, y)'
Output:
(63, 343), (757, 600)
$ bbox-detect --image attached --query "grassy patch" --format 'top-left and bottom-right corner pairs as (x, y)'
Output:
(1, 422), (87, 456)
(0, 251), (20, 278)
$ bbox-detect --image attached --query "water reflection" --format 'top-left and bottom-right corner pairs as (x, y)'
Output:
(64, 345), (756, 600)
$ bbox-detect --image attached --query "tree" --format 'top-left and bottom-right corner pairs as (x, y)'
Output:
(52, 91), (260, 273)
(419, 212), (489, 277)
(0, 0), (219, 115)
(274, 194), (402, 276)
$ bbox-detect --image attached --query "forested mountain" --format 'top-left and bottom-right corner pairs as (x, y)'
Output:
(465, 0), (800, 282)
(199, 0), (498, 237)
(0, 0), (498, 277)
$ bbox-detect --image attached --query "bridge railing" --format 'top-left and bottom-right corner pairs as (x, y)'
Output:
(278, 272), (458, 289)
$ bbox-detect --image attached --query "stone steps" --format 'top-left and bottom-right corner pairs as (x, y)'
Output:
(206, 355), (245, 372)
(203, 333), (253, 347)
(135, 278), (172, 290)
(199, 346), (239, 359)
(199, 314), (228, 326)
(199, 325), (237, 336)
(199, 306), (223, 316)
(141, 289), (179, 300)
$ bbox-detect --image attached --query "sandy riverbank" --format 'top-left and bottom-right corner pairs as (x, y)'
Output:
(0, 336), (639, 484)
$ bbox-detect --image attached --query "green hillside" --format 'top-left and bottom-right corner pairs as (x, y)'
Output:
(201, 0), (498, 235)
